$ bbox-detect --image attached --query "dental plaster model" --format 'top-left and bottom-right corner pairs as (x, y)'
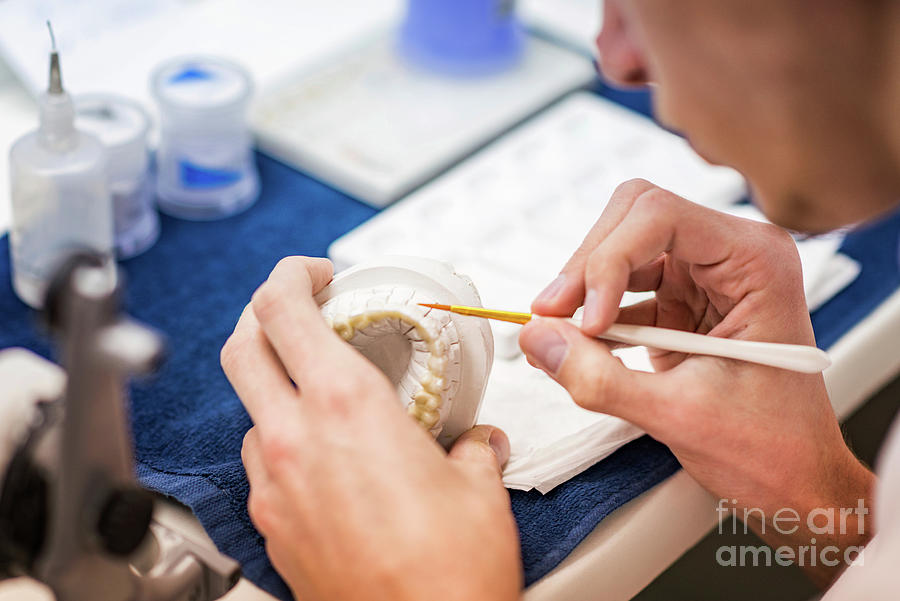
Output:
(315, 257), (494, 448)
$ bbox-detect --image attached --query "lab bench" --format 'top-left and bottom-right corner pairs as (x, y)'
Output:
(2, 62), (900, 601)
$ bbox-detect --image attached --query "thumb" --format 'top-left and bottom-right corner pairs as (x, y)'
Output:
(519, 318), (665, 430)
(448, 425), (510, 477)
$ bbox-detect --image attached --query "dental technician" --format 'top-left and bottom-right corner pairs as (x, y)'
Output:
(220, 1), (900, 599)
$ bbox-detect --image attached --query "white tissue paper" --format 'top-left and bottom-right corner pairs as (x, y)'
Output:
(479, 205), (860, 493)
(478, 347), (648, 493)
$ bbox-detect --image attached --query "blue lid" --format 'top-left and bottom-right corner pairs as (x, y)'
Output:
(399, 0), (524, 76)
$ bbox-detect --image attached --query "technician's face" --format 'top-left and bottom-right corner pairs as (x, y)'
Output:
(596, 0), (899, 233)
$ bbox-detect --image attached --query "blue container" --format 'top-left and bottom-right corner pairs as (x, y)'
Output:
(399, 0), (524, 76)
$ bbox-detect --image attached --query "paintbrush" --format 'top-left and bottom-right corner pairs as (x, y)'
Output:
(419, 303), (830, 374)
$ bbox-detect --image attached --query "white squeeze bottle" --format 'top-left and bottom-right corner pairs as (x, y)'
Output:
(8, 24), (114, 308)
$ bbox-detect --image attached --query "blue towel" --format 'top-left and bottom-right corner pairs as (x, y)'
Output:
(2, 90), (899, 599)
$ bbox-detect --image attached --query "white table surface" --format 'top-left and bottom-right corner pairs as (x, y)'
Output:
(2, 60), (900, 601)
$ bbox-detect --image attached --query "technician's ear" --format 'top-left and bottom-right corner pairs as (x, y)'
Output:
(596, 0), (650, 87)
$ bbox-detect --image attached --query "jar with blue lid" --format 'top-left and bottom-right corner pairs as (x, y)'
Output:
(151, 56), (260, 220)
(75, 94), (159, 258)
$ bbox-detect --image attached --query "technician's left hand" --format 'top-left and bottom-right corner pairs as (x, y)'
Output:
(221, 256), (522, 601)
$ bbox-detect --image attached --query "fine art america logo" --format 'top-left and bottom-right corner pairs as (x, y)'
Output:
(715, 498), (868, 568)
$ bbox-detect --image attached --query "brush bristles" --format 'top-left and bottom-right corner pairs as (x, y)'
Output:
(419, 303), (451, 310)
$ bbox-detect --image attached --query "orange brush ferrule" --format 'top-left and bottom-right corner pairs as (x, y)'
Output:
(418, 303), (533, 325)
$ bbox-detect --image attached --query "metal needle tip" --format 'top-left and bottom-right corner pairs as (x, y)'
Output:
(46, 20), (63, 94)
(46, 20), (57, 51)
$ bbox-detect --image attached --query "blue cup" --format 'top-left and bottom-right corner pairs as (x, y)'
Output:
(399, 0), (524, 76)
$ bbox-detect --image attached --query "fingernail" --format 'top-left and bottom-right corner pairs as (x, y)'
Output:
(526, 326), (569, 375)
(488, 429), (510, 464)
(582, 288), (602, 329)
(535, 274), (566, 305)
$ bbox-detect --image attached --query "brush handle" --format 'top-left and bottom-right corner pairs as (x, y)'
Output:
(558, 319), (831, 374)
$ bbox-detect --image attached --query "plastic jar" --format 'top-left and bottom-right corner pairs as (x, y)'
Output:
(151, 56), (259, 220)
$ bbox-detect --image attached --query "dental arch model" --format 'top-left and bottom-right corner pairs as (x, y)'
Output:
(315, 257), (493, 449)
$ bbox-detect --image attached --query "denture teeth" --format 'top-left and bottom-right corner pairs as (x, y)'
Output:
(332, 315), (355, 341)
(320, 286), (461, 435)
(427, 355), (447, 373)
(414, 389), (441, 411)
(418, 408), (440, 429)
(421, 373), (444, 396)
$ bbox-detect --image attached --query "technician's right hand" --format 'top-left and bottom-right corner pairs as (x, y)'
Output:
(520, 179), (874, 588)
(221, 257), (521, 601)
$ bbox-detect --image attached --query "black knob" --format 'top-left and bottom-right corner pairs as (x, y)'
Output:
(96, 487), (153, 556)
(0, 450), (48, 576)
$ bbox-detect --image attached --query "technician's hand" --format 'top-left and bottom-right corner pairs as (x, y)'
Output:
(221, 257), (521, 601)
(520, 179), (874, 588)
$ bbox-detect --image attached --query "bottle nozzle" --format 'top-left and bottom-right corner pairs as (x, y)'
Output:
(46, 21), (63, 94)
